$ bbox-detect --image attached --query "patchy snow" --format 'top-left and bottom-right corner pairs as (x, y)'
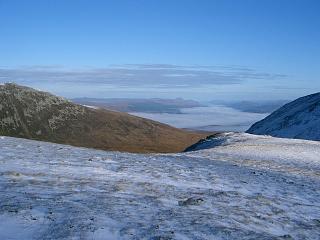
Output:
(0, 133), (319, 239)
(81, 104), (100, 110)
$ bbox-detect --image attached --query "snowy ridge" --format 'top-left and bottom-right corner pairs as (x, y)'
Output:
(0, 133), (320, 239)
(247, 92), (320, 141)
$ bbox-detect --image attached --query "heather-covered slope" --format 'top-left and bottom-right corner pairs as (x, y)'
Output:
(0, 83), (206, 153)
(247, 92), (320, 141)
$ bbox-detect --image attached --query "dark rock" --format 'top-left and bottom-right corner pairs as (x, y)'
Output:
(178, 197), (204, 206)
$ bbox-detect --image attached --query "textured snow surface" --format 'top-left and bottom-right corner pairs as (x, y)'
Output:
(0, 133), (320, 240)
(247, 92), (320, 141)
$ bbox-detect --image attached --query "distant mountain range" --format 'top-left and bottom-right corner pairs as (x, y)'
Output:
(224, 100), (289, 113)
(72, 97), (204, 114)
(0, 83), (207, 153)
(247, 92), (320, 141)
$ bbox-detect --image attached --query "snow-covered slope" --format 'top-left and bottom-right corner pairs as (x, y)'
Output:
(0, 133), (320, 239)
(247, 92), (320, 141)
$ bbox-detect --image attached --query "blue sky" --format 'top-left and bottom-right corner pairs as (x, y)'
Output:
(0, 0), (319, 101)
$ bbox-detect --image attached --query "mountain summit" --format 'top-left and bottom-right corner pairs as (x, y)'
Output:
(247, 92), (320, 141)
(0, 83), (206, 152)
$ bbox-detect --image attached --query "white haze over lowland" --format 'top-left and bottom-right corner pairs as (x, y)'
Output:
(131, 105), (268, 132)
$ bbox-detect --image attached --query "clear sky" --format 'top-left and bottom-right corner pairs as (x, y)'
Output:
(0, 0), (319, 101)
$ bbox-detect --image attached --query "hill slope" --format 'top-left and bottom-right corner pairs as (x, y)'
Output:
(0, 133), (319, 239)
(246, 92), (320, 141)
(0, 83), (206, 153)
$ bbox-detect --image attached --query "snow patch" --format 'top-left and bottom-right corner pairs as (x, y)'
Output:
(82, 104), (100, 109)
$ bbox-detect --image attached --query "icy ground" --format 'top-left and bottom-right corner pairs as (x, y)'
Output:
(0, 133), (320, 240)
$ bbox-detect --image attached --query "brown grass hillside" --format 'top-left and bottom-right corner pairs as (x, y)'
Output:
(0, 83), (207, 153)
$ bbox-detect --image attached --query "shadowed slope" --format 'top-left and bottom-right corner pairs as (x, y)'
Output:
(247, 92), (320, 141)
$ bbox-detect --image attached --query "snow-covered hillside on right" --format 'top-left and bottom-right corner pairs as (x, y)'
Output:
(247, 92), (320, 141)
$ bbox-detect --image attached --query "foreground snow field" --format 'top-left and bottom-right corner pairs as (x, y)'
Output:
(0, 133), (320, 240)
